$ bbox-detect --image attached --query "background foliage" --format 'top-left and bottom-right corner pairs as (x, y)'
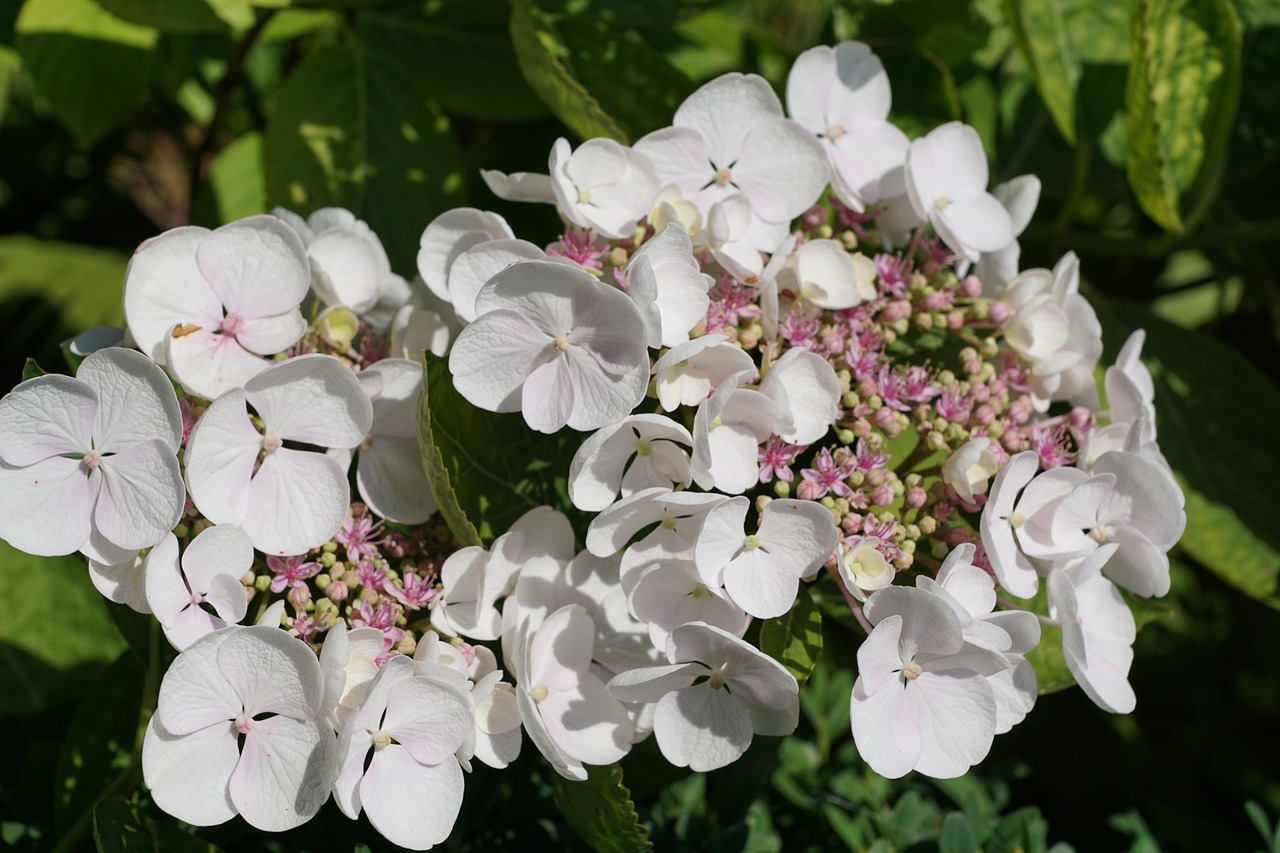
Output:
(1, 0), (1278, 850)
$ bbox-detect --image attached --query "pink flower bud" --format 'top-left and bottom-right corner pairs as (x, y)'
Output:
(287, 585), (311, 610)
(1069, 406), (1093, 432)
(796, 480), (824, 502)
(872, 407), (896, 429)
(802, 205), (826, 229)
(871, 484), (894, 506)
(326, 581), (349, 603)
(906, 486), (927, 508)
(960, 275), (983, 298)
(973, 404), (995, 425)
(989, 301), (1010, 324)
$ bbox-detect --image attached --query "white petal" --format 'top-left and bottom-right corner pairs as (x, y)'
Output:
(89, 552), (150, 613)
(95, 440), (184, 551)
(673, 73), (783, 168)
(218, 624), (325, 719)
(418, 207), (516, 301)
(447, 238), (547, 323)
(850, 677), (919, 779)
(142, 715), (238, 827)
(196, 215), (310, 319)
(654, 686), (752, 772)
(756, 348), (841, 446)
(361, 746), (465, 850)
(184, 389), (261, 526)
(382, 677), (474, 765)
(77, 347), (183, 453)
(234, 310), (307, 356)
(123, 226), (221, 363)
(307, 229), (385, 313)
(245, 448), (349, 556)
(246, 355), (372, 449)
(165, 328), (270, 401)
(358, 438), (435, 524)
(449, 310), (552, 413)
(0, 374), (95, 465)
(908, 671), (996, 778)
(154, 628), (241, 734)
(231, 716), (335, 831)
(181, 523), (254, 594)
(732, 119), (830, 222)
(0, 455), (94, 556)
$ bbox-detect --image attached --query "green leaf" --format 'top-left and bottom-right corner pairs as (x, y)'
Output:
(92, 799), (223, 853)
(1125, 0), (1243, 233)
(533, 0), (719, 28)
(197, 130), (265, 223)
(21, 357), (46, 381)
(54, 655), (143, 835)
(91, 0), (238, 32)
(550, 763), (652, 853)
(939, 812), (979, 853)
(1097, 301), (1280, 610)
(510, 0), (694, 143)
(1005, 0), (1079, 143)
(0, 542), (127, 717)
(760, 585), (823, 685)
(15, 0), (157, 145)
(416, 352), (580, 545)
(262, 30), (466, 274)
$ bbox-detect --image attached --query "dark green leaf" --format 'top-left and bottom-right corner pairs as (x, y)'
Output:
(1098, 301), (1280, 609)
(533, 0), (719, 28)
(15, 0), (157, 145)
(92, 0), (237, 33)
(54, 655), (143, 835)
(262, 31), (467, 274)
(21, 357), (45, 381)
(92, 799), (223, 853)
(939, 812), (979, 853)
(759, 585), (823, 685)
(417, 352), (580, 545)
(510, 0), (694, 143)
(1125, 0), (1243, 232)
(1005, 0), (1079, 143)
(550, 763), (652, 853)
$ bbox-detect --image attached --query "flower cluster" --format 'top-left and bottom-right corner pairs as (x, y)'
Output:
(0, 40), (1183, 847)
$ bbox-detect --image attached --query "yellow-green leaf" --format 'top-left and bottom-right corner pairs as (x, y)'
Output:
(760, 585), (824, 685)
(1006, 0), (1079, 144)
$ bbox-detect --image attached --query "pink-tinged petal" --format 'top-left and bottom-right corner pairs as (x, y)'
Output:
(980, 451), (1040, 599)
(757, 345), (840, 443)
(1101, 526), (1170, 598)
(76, 347), (182, 453)
(934, 193), (1014, 260)
(447, 238), (547, 323)
(245, 355), (372, 449)
(142, 715), (239, 827)
(244, 448), (349, 556)
(908, 670), (996, 778)
(607, 662), (704, 704)
(984, 610), (1041, 656)
(219, 624), (324, 719)
(233, 310), (307, 356)
(203, 572), (250, 625)
(84, 531), (147, 581)
(569, 277), (649, 377)
(850, 677), (920, 779)
(418, 207), (515, 301)
(95, 440), (184, 551)
(361, 746), (465, 850)
(480, 169), (556, 204)
(0, 374), (95, 464)
(381, 677), (473, 765)
(123, 225), (221, 363)
(474, 260), (579, 332)
(0, 456), (95, 556)
(855, 615), (905, 694)
(654, 685), (752, 772)
(829, 120), (909, 207)
(154, 628), (241, 734)
(733, 119), (830, 222)
(161, 596), (232, 652)
(184, 389), (261, 526)
(563, 347), (648, 433)
(357, 437), (435, 524)
(906, 122), (989, 211)
(674, 73), (783, 167)
(450, 309), (552, 412)
(990, 655), (1037, 734)
(694, 496), (750, 587)
(231, 716), (335, 831)
(331, 725), (372, 820)
(828, 41), (892, 123)
(180, 524), (254, 594)
(538, 670), (633, 766)
(522, 357), (575, 434)
(89, 553), (150, 613)
(145, 535), (198, 630)
(165, 327), (270, 401)
(196, 215), (310, 319)
(1094, 450), (1186, 550)
(517, 681), (585, 780)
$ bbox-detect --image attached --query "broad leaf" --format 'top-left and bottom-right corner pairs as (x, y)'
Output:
(416, 352), (580, 545)
(1125, 0), (1243, 232)
(54, 655), (143, 835)
(196, 130), (265, 225)
(263, 31), (466, 274)
(1098, 300), (1280, 610)
(1005, 0), (1079, 143)
(760, 585), (823, 685)
(15, 0), (158, 145)
(93, 799), (223, 853)
(551, 763), (652, 853)
(21, 357), (46, 381)
(92, 0), (240, 32)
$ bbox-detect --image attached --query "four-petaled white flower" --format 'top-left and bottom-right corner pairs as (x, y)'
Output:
(0, 347), (183, 562)
(625, 223), (713, 348)
(142, 625), (337, 830)
(650, 334), (756, 412)
(416, 207), (514, 306)
(569, 414), (693, 512)
(184, 354), (373, 556)
(123, 215), (311, 400)
(449, 260), (649, 433)
(145, 525), (252, 651)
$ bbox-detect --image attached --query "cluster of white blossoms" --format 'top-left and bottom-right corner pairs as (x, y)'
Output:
(0, 40), (1184, 847)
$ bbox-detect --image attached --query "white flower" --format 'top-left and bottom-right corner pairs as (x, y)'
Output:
(88, 552), (150, 613)
(782, 239), (878, 311)
(626, 223), (713, 348)
(785, 41), (910, 211)
(635, 73), (829, 227)
(904, 122), (1013, 262)
(142, 625), (337, 830)
(145, 526), (252, 651)
(851, 586), (1006, 778)
(443, 238), (554, 324)
(979, 450), (1042, 598)
(942, 436), (1000, 504)
(123, 215), (310, 400)
(415, 636), (524, 771)
(429, 546), (508, 641)
(184, 354), (373, 556)
(756, 347), (842, 445)
(449, 260), (649, 433)
(274, 206), (397, 315)
(568, 414), (693, 512)
(973, 175), (1041, 295)
(333, 655), (474, 850)
(549, 138), (660, 239)
(319, 622), (386, 728)
(650, 334), (756, 412)
(702, 192), (791, 281)
(509, 604), (635, 781)
(332, 358), (435, 524)
(694, 497), (839, 619)
(691, 371), (782, 494)
(1046, 543), (1137, 713)
(416, 207), (514, 305)
(835, 536), (895, 601)
(607, 622), (798, 772)
(628, 560), (750, 649)
(0, 347), (183, 561)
